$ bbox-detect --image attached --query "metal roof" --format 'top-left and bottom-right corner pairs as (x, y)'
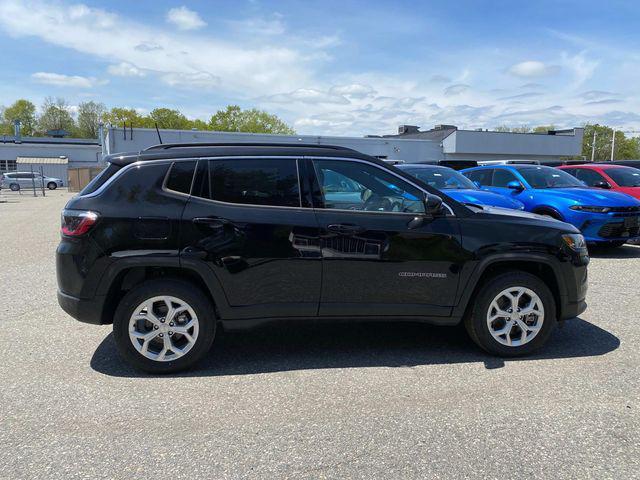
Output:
(17, 156), (68, 164)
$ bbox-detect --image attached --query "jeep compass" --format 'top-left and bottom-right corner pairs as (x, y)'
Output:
(57, 143), (589, 372)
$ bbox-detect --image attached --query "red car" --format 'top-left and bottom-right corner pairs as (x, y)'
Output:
(558, 164), (640, 200)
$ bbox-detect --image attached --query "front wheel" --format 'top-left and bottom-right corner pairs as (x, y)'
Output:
(465, 271), (556, 356)
(47, 182), (57, 190)
(113, 279), (216, 373)
(9, 183), (20, 191)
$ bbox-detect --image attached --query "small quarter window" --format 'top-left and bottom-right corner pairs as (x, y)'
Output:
(165, 161), (196, 194)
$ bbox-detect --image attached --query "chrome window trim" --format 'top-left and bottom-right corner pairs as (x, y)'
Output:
(79, 154), (454, 216)
(161, 160), (197, 198)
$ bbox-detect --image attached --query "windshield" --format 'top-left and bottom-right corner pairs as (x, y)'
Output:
(518, 166), (584, 189)
(605, 168), (640, 187)
(403, 167), (477, 190)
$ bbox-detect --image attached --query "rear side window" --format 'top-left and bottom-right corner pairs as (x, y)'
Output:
(80, 163), (122, 195)
(574, 168), (605, 187)
(165, 161), (196, 194)
(193, 158), (301, 207)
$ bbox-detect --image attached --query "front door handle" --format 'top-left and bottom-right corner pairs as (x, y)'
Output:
(193, 217), (230, 229)
(327, 223), (366, 235)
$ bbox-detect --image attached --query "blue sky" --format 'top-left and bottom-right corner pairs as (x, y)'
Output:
(0, 0), (639, 135)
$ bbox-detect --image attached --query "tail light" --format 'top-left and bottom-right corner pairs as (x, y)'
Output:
(61, 209), (100, 237)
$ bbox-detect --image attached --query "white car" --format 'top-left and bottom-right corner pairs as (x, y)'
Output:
(1, 171), (64, 191)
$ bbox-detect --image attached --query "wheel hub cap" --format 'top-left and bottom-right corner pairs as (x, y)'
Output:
(128, 295), (199, 362)
(486, 286), (544, 347)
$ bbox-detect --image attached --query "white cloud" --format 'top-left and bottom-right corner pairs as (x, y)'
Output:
(329, 84), (376, 98)
(508, 61), (561, 78)
(561, 51), (598, 87)
(166, 6), (206, 31)
(161, 71), (220, 89)
(31, 71), (105, 88)
(444, 84), (470, 96)
(264, 88), (350, 105)
(230, 15), (285, 35)
(107, 62), (146, 77)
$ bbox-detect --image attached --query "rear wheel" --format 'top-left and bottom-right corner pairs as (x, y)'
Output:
(113, 279), (216, 373)
(47, 182), (57, 190)
(465, 271), (556, 356)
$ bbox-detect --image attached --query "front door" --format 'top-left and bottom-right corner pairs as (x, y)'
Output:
(309, 158), (465, 317)
(180, 157), (322, 319)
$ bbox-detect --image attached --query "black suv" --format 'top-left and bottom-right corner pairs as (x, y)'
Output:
(57, 143), (589, 372)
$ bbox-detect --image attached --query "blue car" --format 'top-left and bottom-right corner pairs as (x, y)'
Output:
(398, 164), (525, 210)
(462, 164), (640, 245)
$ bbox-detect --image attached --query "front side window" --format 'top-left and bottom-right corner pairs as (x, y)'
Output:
(313, 160), (425, 213)
(574, 168), (606, 187)
(492, 169), (518, 187)
(207, 158), (300, 207)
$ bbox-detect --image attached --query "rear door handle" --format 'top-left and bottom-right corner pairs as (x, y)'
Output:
(193, 217), (230, 228)
(327, 223), (366, 235)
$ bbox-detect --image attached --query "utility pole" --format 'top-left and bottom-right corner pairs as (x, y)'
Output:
(610, 129), (616, 161)
(590, 130), (597, 162)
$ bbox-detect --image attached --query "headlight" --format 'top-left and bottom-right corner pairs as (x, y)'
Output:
(561, 233), (587, 251)
(570, 205), (611, 213)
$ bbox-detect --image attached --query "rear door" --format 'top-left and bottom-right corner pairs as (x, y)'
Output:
(309, 158), (464, 317)
(180, 157), (322, 319)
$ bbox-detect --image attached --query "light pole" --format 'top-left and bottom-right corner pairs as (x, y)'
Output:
(591, 130), (597, 162)
(610, 129), (616, 161)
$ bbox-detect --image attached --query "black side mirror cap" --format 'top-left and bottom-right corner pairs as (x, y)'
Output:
(408, 193), (444, 229)
(593, 181), (611, 189)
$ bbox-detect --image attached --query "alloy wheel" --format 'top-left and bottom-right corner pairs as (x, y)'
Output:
(128, 295), (199, 362)
(486, 286), (544, 347)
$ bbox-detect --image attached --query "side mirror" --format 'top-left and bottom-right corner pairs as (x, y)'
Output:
(593, 181), (611, 189)
(507, 180), (524, 191)
(408, 193), (444, 229)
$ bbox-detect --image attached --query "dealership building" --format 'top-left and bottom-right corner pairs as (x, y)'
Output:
(102, 124), (584, 165)
(0, 123), (584, 181)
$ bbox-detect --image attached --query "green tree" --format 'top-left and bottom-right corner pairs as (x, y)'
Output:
(76, 101), (106, 138)
(532, 125), (555, 134)
(37, 97), (75, 135)
(209, 105), (295, 134)
(582, 124), (640, 161)
(2, 99), (37, 136)
(147, 108), (192, 130)
(102, 107), (145, 127)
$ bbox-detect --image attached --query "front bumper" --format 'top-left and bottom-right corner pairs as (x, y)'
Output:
(577, 214), (640, 242)
(57, 290), (106, 324)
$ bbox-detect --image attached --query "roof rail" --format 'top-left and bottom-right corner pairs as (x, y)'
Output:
(143, 142), (357, 152)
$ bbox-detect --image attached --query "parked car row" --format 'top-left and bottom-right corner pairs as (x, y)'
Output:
(397, 162), (640, 247)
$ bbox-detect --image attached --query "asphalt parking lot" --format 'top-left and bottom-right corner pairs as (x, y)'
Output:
(1, 191), (638, 479)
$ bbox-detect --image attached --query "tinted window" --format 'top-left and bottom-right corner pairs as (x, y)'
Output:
(80, 163), (122, 196)
(574, 168), (606, 187)
(209, 159), (300, 207)
(313, 160), (425, 213)
(165, 161), (196, 194)
(603, 168), (640, 187)
(464, 169), (493, 186)
(492, 169), (518, 187)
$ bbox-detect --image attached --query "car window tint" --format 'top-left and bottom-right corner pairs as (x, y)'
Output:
(605, 168), (640, 187)
(165, 161), (196, 194)
(575, 169), (606, 186)
(209, 158), (300, 207)
(313, 160), (425, 213)
(492, 169), (518, 187)
(464, 169), (492, 186)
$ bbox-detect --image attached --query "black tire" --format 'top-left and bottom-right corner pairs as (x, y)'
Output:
(464, 271), (556, 357)
(9, 183), (20, 191)
(47, 182), (57, 190)
(113, 278), (216, 373)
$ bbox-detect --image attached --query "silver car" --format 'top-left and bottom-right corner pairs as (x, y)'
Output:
(1, 171), (64, 191)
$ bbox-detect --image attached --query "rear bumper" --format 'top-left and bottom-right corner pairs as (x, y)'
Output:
(57, 290), (106, 325)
